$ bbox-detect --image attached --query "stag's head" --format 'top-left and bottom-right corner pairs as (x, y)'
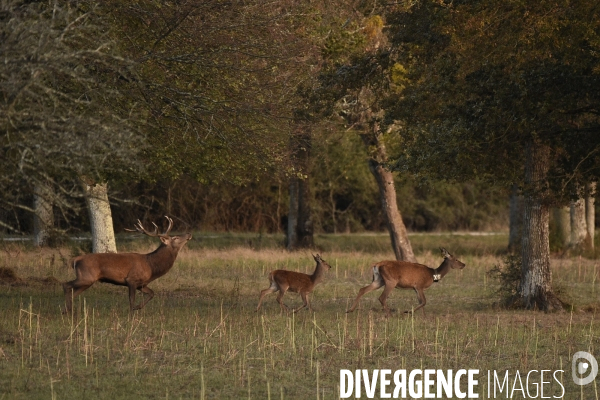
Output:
(440, 247), (466, 269)
(127, 216), (192, 252)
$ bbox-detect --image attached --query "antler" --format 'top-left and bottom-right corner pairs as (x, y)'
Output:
(126, 216), (173, 237)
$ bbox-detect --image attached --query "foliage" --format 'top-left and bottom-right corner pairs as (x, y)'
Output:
(0, 0), (146, 232)
(386, 0), (600, 202)
(106, 133), (509, 234)
(488, 253), (522, 306)
(105, 0), (316, 184)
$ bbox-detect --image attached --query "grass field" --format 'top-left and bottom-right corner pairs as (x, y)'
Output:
(0, 232), (599, 399)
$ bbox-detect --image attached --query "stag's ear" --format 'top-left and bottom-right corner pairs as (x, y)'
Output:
(160, 236), (170, 245)
(440, 247), (451, 259)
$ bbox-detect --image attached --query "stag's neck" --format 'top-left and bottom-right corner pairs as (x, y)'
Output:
(434, 259), (452, 279)
(146, 244), (178, 278)
(310, 263), (327, 284)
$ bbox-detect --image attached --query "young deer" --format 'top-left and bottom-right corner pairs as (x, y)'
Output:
(62, 216), (192, 313)
(346, 248), (465, 316)
(256, 254), (332, 312)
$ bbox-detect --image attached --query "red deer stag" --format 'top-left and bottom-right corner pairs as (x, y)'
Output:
(346, 248), (465, 316)
(62, 216), (192, 313)
(256, 254), (331, 312)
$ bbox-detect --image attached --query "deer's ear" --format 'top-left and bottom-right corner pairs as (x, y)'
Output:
(440, 248), (450, 258)
(160, 236), (170, 245)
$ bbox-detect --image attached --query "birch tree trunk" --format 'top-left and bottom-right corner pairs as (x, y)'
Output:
(33, 183), (54, 247)
(518, 140), (562, 311)
(508, 184), (523, 253)
(82, 181), (117, 253)
(586, 182), (596, 250)
(570, 197), (587, 249)
(367, 136), (416, 262)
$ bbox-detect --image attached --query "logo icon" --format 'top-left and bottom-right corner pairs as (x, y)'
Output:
(572, 351), (598, 386)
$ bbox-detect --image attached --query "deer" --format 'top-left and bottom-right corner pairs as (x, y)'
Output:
(256, 254), (332, 313)
(346, 248), (465, 316)
(62, 216), (192, 313)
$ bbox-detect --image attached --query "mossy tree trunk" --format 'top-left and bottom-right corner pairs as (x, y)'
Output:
(518, 140), (562, 311)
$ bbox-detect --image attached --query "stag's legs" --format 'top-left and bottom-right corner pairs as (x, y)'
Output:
(62, 280), (93, 313)
(128, 283), (138, 313)
(132, 286), (154, 311)
(405, 288), (427, 315)
(346, 279), (384, 313)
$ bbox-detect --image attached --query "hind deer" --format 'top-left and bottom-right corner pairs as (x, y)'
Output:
(62, 216), (192, 313)
(256, 254), (331, 312)
(346, 248), (465, 316)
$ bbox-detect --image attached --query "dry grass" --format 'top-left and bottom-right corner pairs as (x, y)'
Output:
(0, 234), (599, 399)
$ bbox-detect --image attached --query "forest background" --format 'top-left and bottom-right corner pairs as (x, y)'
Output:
(2, 0), (600, 309)
(3, 0), (595, 241)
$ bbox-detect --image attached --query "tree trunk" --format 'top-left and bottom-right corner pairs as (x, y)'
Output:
(82, 181), (117, 253)
(518, 140), (562, 311)
(552, 207), (570, 250)
(570, 196), (587, 250)
(297, 174), (314, 248)
(508, 184), (523, 253)
(33, 183), (54, 247)
(586, 182), (596, 250)
(368, 137), (416, 262)
(286, 178), (299, 251)
(286, 123), (313, 250)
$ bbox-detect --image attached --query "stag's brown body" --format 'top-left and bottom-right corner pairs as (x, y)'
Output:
(63, 217), (191, 313)
(256, 254), (331, 312)
(346, 248), (465, 315)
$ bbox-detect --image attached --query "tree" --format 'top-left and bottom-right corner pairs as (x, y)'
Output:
(82, 180), (117, 253)
(106, 0), (303, 185)
(107, 1), (321, 250)
(33, 183), (54, 246)
(287, 122), (314, 250)
(317, 11), (417, 261)
(0, 0), (146, 240)
(386, 0), (600, 310)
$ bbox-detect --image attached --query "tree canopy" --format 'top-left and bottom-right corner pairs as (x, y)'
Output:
(386, 0), (600, 200)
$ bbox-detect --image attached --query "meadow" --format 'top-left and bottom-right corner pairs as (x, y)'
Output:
(0, 232), (599, 399)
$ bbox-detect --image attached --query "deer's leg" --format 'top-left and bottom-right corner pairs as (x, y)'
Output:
(294, 292), (310, 313)
(133, 286), (154, 310)
(346, 279), (384, 313)
(62, 280), (93, 313)
(410, 288), (427, 315)
(378, 281), (396, 316)
(127, 283), (138, 313)
(276, 285), (290, 312)
(256, 282), (278, 311)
